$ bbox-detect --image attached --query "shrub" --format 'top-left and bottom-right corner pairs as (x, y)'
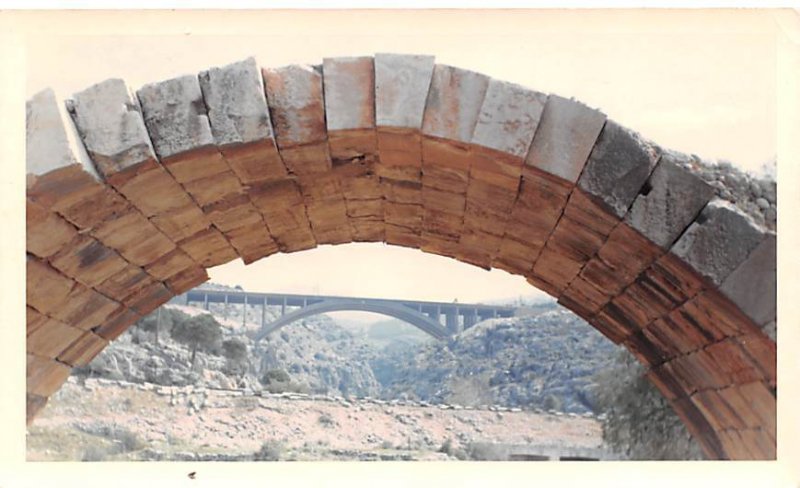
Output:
(317, 412), (336, 428)
(465, 442), (505, 461)
(81, 445), (110, 462)
(254, 440), (283, 461)
(170, 314), (223, 368)
(592, 349), (705, 460)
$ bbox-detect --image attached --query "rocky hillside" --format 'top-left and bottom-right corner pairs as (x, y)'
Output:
(371, 302), (619, 413)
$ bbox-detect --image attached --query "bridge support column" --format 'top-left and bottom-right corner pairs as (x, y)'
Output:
(446, 311), (461, 334)
(203, 293), (209, 311)
(243, 295), (248, 328)
(184, 294), (190, 306)
(261, 301), (266, 328)
(281, 297), (287, 316)
(224, 293), (228, 321)
(464, 309), (477, 329)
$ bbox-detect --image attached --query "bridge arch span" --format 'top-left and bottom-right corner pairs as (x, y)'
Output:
(25, 54), (776, 459)
(252, 300), (449, 341)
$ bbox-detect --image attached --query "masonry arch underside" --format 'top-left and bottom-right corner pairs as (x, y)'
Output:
(25, 54), (777, 460)
(252, 300), (449, 341)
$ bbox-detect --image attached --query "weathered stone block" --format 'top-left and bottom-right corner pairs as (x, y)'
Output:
(68, 79), (156, 178)
(95, 264), (155, 303)
(324, 56), (375, 132)
(472, 80), (546, 159)
(672, 199), (767, 287)
(578, 120), (660, 219)
(525, 95), (606, 183)
(375, 53), (435, 129)
(626, 151), (715, 249)
(27, 393), (48, 425)
(165, 265), (209, 295)
(422, 64), (489, 143)
(262, 65), (327, 148)
(90, 210), (176, 266)
(137, 74), (215, 160)
(49, 283), (120, 331)
(719, 233), (776, 328)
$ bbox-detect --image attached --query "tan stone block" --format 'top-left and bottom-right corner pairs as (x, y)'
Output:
(250, 178), (304, 210)
(272, 227), (317, 253)
(225, 221), (278, 264)
(262, 64), (327, 148)
(384, 202), (423, 228)
(56, 186), (131, 230)
(27, 354), (71, 397)
(735, 334), (776, 388)
(50, 283), (120, 331)
(422, 187), (466, 215)
(202, 193), (263, 232)
(114, 162), (196, 217)
(95, 264), (154, 303)
(279, 143), (331, 177)
(419, 233), (459, 258)
(150, 202), (210, 242)
(385, 223), (422, 249)
(93, 306), (141, 341)
(467, 146), (524, 192)
(166, 265), (208, 295)
(530, 246), (584, 294)
(346, 199), (383, 219)
(26, 257), (74, 315)
(421, 208), (463, 239)
(91, 210), (176, 267)
(57, 331), (108, 367)
(27, 307), (50, 337)
(26, 200), (78, 258)
(126, 282), (173, 316)
(180, 170), (244, 207)
(27, 316), (83, 359)
(558, 275), (609, 316)
(493, 238), (540, 276)
(219, 139), (288, 185)
(421, 137), (471, 194)
(145, 248), (197, 281)
(178, 227), (238, 267)
(736, 382), (777, 438)
(49, 234), (129, 287)
(26, 165), (103, 213)
(383, 180), (423, 205)
(350, 219), (384, 243)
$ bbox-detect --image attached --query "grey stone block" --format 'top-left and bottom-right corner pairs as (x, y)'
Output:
(471, 79), (547, 158)
(26, 88), (97, 179)
(671, 199), (767, 286)
(322, 56), (375, 132)
(198, 57), (273, 147)
(524, 95), (606, 183)
(137, 74), (214, 160)
(67, 79), (156, 178)
(375, 53), (435, 129)
(262, 64), (326, 148)
(578, 120), (660, 218)
(422, 64), (490, 143)
(719, 233), (776, 327)
(626, 150), (715, 249)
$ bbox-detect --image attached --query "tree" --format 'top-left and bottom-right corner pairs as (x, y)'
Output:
(222, 338), (249, 375)
(592, 349), (705, 460)
(137, 307), (180, 344)
(169, 314), (223, 368)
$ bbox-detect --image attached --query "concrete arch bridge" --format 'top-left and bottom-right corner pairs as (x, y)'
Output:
(25, 53), (776, 459)
(179, 289), (517, 340)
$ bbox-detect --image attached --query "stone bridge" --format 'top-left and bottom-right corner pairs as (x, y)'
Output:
(178, 288), (517, 340)
(25, 54), (776, 459)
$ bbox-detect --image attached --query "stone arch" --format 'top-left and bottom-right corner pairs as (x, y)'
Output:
(252, 300), (449, 341)
(25, 54), (776, 460)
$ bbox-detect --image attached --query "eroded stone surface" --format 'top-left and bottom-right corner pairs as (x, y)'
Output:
(671, 199), (767, 286)
(199, 57), (274, 146)
(137, 75), (215, 159)
(422, 65), (490, 143)
(471, 80), (546, 158)
(626, 150), (715, 249)
(578, 120), (660, 218)
(68, 79), (156, 177)
(26, 88), (98, 180)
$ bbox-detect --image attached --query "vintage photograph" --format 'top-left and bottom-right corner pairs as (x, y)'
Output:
(5, 7), (795, 485)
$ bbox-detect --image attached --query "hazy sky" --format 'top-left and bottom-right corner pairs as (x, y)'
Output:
(23, 10), (781, 304)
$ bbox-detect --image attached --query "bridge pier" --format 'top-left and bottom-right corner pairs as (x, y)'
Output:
(281, 296), (287, 316)
(243, 294), (247, 328)
(261, 301), (266, 328)
(445, 311), (461, 334)
(203, 293), (209, 311)
(224, 293), (229, 320)
(464, 309), (477, 329)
